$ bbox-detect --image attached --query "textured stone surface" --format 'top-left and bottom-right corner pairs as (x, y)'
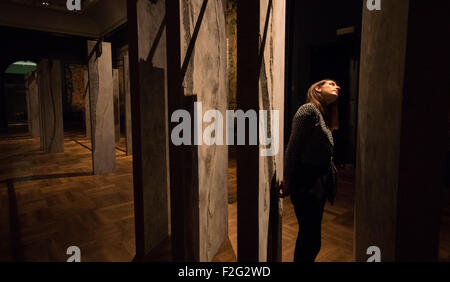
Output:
(25, 77), (31, 133)
(355, 0), (447, 261)
(355, 1), (409, 262)
(123, 54), (132, 156)
(180, 0), (228, 262)
(83, 70), (91, 139)
(225, 2), (237, 110)
(37, 59), (64, 153)
(128, 0), (170, 257)
(113, 69), (120, 143)
(87, 41), (115, 174)
(235, 0), (285, 262)
(25, 72), (40, 138)
(258, 0), (285, 262)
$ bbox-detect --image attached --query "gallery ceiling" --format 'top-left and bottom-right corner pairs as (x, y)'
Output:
(0, 0), (126, 38)
(3, 0), (99, 14)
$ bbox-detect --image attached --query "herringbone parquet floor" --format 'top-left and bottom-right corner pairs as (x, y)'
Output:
(0, 131), (135, 262)
(0, 128), (448, 262)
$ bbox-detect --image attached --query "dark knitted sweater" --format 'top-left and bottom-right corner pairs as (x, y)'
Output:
(284, 103), (334, 184)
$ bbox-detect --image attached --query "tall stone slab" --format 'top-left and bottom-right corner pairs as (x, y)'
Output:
(258, 0), (285, 262)
(87, 41), (116, 174)
(236, 0), (260, 262)
(123, 55), (133, 156)
(127, 0), (170, 259)
(179, 0), (229, 262)
(113, 69), (121, 144)
(26, 72), (40, 138)
(236, 0), (285, 262)
(37, 59), (64, 153)
(355, 0), (449, 261)
(83, 70), (91, 139)
(25, 76), (32, 133)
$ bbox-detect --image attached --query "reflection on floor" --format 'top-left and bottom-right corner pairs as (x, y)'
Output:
(0, 128), (449, 262)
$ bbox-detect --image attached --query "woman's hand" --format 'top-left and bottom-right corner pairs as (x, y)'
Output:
(278, 180), (290, 198)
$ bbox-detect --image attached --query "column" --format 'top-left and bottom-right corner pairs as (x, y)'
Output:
(113, 69), (120, 144)
(166, 0), (195, 261)
(123, 55), (132, 156)
(83, 70), (91, 139)
(25, 75), (31, 133)
(355, 0), (449, 261)
(37, 59), (64, 153)
(127, 0), (170, 259)
(236, 0), (260, 261)
(258, 0), (285, 262)
(27, 72), (40, 138)
(179, 0), (229, 261)
(235, 0), (285, 262)
(87, 40), (115, 174)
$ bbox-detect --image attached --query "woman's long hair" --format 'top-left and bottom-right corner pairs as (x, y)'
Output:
(306, 79), (339, 131)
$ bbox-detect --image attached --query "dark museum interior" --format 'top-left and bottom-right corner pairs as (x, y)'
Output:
(0, 0), (449, 262)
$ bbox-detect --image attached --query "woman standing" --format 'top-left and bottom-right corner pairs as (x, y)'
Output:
(283, 79), (340, 262)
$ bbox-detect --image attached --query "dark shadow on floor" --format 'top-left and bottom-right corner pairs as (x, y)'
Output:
(7, 179), (23, 261)
(0, 172), (92, 185)
(2, 172), (92, 261)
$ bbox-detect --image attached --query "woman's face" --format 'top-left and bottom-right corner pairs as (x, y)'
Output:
(316, 80), (340, 104)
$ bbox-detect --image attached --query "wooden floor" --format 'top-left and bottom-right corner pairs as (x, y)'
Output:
(0, 127), (449, 262)
(222, 159), (355, 262)
(0, 129), (135, 262)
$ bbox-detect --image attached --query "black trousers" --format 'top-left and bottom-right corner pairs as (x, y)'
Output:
(290, 168), (327, 262)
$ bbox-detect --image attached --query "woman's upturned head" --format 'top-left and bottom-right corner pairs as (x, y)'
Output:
(307, 79), (340, 108)
(307, 79), (340, 130)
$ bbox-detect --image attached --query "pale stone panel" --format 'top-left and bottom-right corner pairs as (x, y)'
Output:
(37, 59), (64, 153)
(87, 41), (116, 174)
(123, 55), (132, 156)
(258, 0), (285, 262)
(113, 69), (120, 144)
(26, 72), (40, 138)
(180, 0), (229, 262)
(83, 70), (91, 139)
